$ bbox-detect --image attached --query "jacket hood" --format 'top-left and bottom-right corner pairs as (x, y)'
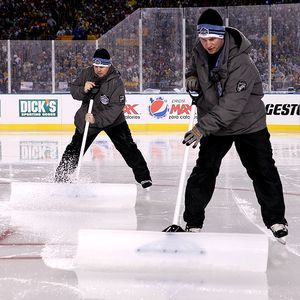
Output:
(225, 27), (252, 56)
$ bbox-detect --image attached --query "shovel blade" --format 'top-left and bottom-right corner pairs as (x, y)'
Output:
(76, 230), (269, 273)
(162, 224), (185, 232)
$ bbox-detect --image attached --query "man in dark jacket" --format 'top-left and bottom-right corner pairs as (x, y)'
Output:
(183, 9), (288, 242)
(55, 48), (152, 189)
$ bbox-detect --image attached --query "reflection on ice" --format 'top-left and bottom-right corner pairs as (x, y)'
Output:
(76, 270), (268, 300)
(0, 277), (82, 300)
(10, 182), (137, 209)
(10, 210), (137, 243)
(8, 208), (137, 269)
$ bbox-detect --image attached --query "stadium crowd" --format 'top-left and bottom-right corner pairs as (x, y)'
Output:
(0, 0), (135, 40)
(0, 1), (299, 93)
(1, 0), (298, 41)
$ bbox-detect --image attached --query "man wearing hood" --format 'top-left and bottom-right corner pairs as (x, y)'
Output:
(183, 9), (288, 242)
(55, 48), (152, 189)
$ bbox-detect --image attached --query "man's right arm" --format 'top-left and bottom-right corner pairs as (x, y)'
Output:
(185, 55), (200, 92)
(70, 70), (91, 101)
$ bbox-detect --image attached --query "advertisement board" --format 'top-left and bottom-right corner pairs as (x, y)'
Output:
(0, 94), (299, 131)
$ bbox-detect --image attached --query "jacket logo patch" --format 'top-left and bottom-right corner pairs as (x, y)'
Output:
(236, 81), (247, 92)
(100, 95), (109, 105)
(119, 95), (125, 103)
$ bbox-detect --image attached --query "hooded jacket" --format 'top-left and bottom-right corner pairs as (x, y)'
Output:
(186, 27), (266, 136)
(70, 65), (126, 133)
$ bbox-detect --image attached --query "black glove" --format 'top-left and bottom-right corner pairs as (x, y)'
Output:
(186, 76), (200, 92)
(183, 124), (202, 148)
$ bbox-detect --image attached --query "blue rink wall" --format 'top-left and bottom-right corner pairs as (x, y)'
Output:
(0, 93), (299, 132)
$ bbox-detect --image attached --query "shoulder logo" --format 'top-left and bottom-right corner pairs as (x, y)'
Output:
(119, 95), (125, 103)
(100, 94), (109, 105)
(236, 80), (247, 93)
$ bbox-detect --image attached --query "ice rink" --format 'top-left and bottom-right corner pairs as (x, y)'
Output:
(0, 130), (299, 300)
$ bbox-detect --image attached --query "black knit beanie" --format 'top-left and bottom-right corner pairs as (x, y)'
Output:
(197, 9), (225, 39)
(93, 48), (112, 66)
(93, 48), (110, 60)
(197, 9), (223, 26)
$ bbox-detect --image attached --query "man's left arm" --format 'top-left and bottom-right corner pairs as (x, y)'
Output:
(93, 81), (125, 128)
(197, 61), (257, 135)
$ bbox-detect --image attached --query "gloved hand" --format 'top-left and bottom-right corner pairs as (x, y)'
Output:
(186, 76), (200, 92)
(183, 124), (202, 148)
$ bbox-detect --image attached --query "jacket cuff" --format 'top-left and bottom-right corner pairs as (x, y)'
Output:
(195, 123), (207, 137)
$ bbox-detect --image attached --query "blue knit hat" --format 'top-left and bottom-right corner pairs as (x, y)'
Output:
(197, 9), (225, 39)
(93, 48), (112, 67)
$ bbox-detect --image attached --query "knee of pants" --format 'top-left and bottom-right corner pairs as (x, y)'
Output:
(247, 162), (279, 181)
(116, 141), (138, 154)
(188, 167), (218, 185)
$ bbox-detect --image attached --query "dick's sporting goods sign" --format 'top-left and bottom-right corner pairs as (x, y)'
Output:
(19, 99), (58, 117)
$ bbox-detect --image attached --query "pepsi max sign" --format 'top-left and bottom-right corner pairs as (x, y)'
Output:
(148, 97), (169, 119)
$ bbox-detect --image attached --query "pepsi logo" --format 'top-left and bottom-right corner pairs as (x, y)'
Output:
(148, 97), (169, 119)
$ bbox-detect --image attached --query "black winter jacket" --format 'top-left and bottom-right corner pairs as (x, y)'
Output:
(70, 65), (126, 133)
(186, 27), (266, 136)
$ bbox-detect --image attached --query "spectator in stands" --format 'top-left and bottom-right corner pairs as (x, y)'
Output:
(0, 72), (7, 93)
(72, 22), (86, 40)
(56, 26), (66, 38)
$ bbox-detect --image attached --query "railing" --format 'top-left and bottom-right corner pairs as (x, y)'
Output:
(0, 4), (299, 94)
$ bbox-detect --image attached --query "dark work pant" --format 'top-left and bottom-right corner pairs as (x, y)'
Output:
(55, 121), (151, 183)
(183, 128), (287, 228)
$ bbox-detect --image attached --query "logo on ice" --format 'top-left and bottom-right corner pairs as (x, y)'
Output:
(19, 99), (58, 117)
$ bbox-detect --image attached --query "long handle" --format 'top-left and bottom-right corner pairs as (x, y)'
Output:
(172, 102), (197, 225)
(75, 99), (94, 181)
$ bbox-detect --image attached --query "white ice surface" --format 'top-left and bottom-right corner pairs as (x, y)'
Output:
(0, 131), (300, 299)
